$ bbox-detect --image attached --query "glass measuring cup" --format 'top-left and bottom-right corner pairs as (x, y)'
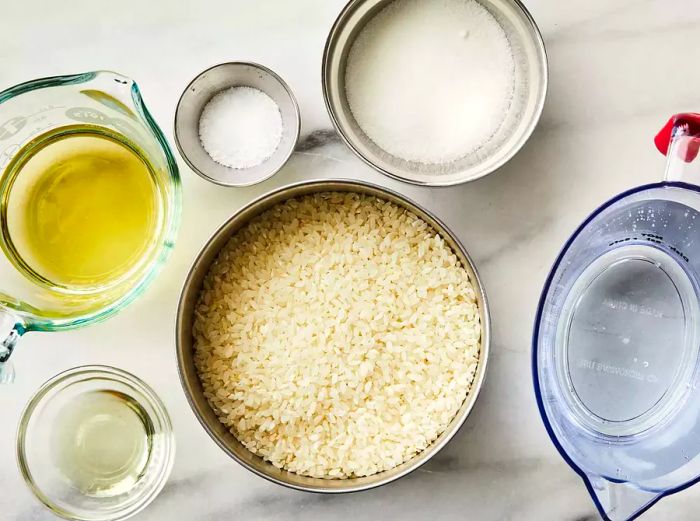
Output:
(534, 113), (700, 521)
(0, 71), (181, 383)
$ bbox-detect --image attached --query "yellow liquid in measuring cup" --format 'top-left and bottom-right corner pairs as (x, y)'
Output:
(3, 129), (160, 289)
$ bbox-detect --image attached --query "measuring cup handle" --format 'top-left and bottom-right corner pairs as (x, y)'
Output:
(655, 113), (700, 182)
(0, 309), (25, 384)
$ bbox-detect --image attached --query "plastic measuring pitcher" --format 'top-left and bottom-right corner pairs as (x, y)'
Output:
(0, 72), (181, 383)
(534, 113), (700, 521)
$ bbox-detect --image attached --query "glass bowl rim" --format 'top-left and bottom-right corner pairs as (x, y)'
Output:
(16, 365), (175, 521)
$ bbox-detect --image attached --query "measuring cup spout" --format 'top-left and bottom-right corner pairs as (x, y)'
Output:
(66, 71), (164, 140)
(0, 308), (25, 384)
(587, 475), (661, 521)
(655, 113), (700, 182)
(78, 71), (144, 120)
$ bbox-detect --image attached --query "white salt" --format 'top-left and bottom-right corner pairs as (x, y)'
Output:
(199, 86), (283, 169)
(345, 0), (515, 164)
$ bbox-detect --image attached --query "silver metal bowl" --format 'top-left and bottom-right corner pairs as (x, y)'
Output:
(322, 0), (548, 186)
(176, 179), (490, 493)
(174, 62), (300, 187)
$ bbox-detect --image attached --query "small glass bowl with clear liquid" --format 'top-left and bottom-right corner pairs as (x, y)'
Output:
(17, 366), (175, 521)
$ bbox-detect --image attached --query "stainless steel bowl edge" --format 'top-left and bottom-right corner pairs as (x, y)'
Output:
(174, 61), (301, 187)
(176, 179), (490, 492)
(322, 0), (548, 186)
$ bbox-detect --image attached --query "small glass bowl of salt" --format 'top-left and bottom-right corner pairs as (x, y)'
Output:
(175, 62), (300, 187)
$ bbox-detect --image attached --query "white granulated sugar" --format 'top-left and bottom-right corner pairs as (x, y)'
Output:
(199, 86), (283, 169)
(193, 193), (481, 479)
(345, 0), (515, 164)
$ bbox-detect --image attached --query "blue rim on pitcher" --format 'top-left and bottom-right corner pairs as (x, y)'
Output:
(533, 114), (700, 521)
(532, 182), (700, 521)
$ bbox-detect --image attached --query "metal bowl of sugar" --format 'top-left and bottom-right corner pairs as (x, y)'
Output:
(175, 62), (300, 187)
(323, 0), (548, 186)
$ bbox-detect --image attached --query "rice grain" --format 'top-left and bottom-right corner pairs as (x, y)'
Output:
(193, 192), (480, 479)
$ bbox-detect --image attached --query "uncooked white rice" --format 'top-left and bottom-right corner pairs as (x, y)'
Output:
(193, 192), (481, 479)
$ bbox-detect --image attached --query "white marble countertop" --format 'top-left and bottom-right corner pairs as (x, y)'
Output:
(2, 1), (700, 519)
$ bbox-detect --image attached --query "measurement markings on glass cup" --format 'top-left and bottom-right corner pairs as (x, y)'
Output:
(0, 105), (64, 141)
(602, 298), (665, 318)
(577, 358), (659, 383)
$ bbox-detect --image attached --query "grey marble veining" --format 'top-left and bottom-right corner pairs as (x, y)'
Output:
(1, 1), (700, 520)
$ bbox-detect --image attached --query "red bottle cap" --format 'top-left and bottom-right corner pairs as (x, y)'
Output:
(654, 113), (700, 162)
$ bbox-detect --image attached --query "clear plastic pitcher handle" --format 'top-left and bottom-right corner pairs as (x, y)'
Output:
(655, 113), (700, 182)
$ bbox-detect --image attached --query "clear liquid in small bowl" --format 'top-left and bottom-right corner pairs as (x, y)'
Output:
(51, 390), (155, 498)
